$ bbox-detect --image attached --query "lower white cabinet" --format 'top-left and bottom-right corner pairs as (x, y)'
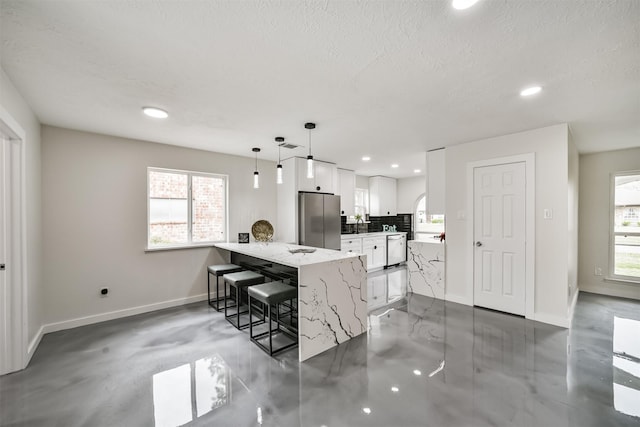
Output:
(341, 238), (362, 254)
(341, 234), (390, 271)
(362, 236), (386, 270)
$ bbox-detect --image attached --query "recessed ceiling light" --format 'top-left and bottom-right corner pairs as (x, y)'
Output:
(142, 107), (169, 119)
(391, 164), (399, 168)
(520, 86), (542, 97)
(391, 386), (399, 393)
(362, 408), (372, 415)
(362, 156), (371, 161)
(452, 0), (481, 10)
(414, 169), (421, 173)
(413, 369), (422, 376)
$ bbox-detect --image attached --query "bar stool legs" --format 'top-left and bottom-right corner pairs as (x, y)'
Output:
(248, 282), (298, 356)
(207, 264), (243, 312)
(223, 271), (266, 330)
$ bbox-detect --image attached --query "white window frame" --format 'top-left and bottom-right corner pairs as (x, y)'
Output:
(609, 170), (640, 283)
(147, 167), (229, 251)
(347, 187), (369, 223)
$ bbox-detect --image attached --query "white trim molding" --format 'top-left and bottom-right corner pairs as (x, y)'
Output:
(27, 325), (44, 364)
(42, 293), (208, 335)
(445, 293), (472, 306)
(534, 312), (571, 329)
(566, 289), (580, 328)
(0, 104), (28, 375)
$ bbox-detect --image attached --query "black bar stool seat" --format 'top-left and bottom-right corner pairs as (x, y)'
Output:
(207, 264), (243, 311)
(248, 281), (298, 356)
(224, 270), (266, 330)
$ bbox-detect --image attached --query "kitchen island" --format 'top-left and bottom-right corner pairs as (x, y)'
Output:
(214, 242), (367, 361)
(407, 240), (445, 300)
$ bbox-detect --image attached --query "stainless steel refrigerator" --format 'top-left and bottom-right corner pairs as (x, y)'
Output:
(298, 192), (341, 250)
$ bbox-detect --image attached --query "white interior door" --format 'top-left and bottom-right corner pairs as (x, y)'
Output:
(0, 134), (8, 374)
(473, 162), (526, 315)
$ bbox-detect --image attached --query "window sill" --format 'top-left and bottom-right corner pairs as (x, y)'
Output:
(145, 242), (219, 252)
(604, 276), (640, 286)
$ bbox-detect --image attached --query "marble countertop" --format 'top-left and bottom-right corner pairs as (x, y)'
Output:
(214, 242), (360, 268)
(409, 239), (445, 245)
(340, 231), (407, 239)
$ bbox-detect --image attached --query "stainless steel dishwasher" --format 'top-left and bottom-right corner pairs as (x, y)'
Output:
(386, 234), (407, 266)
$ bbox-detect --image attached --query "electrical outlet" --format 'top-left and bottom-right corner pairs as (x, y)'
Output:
(594, 267), (603, 276)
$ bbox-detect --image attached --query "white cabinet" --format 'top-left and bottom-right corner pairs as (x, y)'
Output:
(341, 237), (362, 254)
(369, 176), (397, 216)
(296, 157), (337, 194)
(362, 236), (387, 270)
(277, 157), (338, 244)
(337, 168), (355, 216)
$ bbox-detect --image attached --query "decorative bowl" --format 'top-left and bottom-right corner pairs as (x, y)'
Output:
(251, 220), (274, 242)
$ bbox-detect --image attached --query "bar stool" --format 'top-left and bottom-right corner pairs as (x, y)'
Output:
(207, 264), (243, 311)
(248, 281), (298, 356)
(223, 270), (266, 330)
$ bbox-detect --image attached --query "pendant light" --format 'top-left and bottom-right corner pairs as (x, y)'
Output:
(275, 137), (284, 184)
(252, 147), (260, 189)
(305, 122), (316, 179)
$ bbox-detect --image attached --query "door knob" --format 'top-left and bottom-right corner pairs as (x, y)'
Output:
(475, 241), (482, 247)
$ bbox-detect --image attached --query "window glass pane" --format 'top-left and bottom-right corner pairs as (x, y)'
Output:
(613, 173), (640, 278)
(149, 171), (188, 246)
(192, 175), (226, 242)
(354, 188), (368, 216)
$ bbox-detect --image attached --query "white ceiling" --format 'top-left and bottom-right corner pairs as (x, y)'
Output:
(1, 0), (639, 178)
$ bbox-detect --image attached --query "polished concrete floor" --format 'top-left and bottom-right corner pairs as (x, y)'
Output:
(1, 267), (639, 427)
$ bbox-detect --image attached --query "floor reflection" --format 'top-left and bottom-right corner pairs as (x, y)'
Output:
(613, 316), (640, 418)
(152, 354), (230, 427)
(1, 267), (639, 426)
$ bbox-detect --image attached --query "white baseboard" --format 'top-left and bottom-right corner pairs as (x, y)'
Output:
(534, 311), (570, 328)
(42, 293), (209, 335)
(26, 325), (44, 364)
(566, 289), (580, 328)
(445, 293), (472, 306)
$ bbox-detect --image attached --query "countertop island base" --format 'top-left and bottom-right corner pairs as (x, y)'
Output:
(407, 240), (445, 300)
(215, 243), (368, 362)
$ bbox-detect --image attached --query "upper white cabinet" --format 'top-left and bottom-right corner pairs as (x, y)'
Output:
(426, 149), (445, 215)
(277, 157), (338, 244)
(337, 168), (355, 216)
(369, 176), (397, 216)
(296, 157), (337, 194)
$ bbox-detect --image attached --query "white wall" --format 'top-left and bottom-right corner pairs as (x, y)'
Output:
(579, 147), (640, 300)
(567, 134), (579, 309)
(355, 175), (369, 189)
(0, 68), (42, 354)
(396, 176), (425, 214)
(445, 124), (572, 326)
(41, 126), (277, 328)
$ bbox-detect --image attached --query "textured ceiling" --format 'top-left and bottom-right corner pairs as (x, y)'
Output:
(1, 0), (639, 178)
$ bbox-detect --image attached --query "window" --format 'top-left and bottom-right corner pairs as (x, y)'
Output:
(612, 172), (640, 280)
(354, 187), (369, 218)
(414, 194), (445, 238)
(148, 168), (227, 249)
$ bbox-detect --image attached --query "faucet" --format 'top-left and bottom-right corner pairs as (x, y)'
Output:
(355, 217), (364, 234)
